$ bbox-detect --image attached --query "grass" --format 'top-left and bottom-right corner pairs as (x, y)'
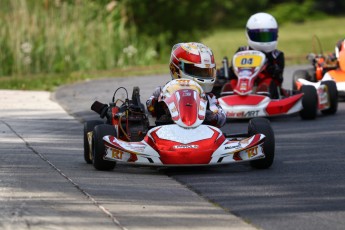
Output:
(0, 1), (159, 77)
(0, 64), (167, 91)
(1, 16), (345, 91)
(202, 17), (345, 66)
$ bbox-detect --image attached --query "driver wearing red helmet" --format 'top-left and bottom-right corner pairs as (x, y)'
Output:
(146, 42), (226, 128)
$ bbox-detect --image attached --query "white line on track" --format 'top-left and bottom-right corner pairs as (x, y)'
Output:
(1, 120), (128, 230)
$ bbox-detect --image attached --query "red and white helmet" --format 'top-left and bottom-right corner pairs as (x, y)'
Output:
(169, 42), (216, 93)
(246, 12), (278, 53)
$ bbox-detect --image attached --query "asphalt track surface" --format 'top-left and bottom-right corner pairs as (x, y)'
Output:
(0, 91), (252, 230)
(1, 65), (344, 229)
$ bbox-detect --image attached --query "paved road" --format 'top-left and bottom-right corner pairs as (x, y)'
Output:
(53, 65), (345, 230)
(0, 90), (254, 229)
(1, 65), (344, 230)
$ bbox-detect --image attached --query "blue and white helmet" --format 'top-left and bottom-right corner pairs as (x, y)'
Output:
(246, 12), (278, 53)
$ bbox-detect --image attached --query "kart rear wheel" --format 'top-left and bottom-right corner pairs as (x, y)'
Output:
(92, 124), (117, 171)
(83, 120), (103, 164)
(300, 85), (318, 120)
(321, 80), (338, 115)
(248, 118), (275, 169)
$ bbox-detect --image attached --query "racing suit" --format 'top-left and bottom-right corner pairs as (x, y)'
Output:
(220, 46), (285, 99)
(146, 86), (226, 128)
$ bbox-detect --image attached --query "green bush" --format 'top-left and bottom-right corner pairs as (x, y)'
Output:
(268, 0), (327, 24)
(0, 0), (159, 76)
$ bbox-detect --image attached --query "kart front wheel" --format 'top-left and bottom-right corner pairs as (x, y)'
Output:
(292, 70), (308, 91)
(292, 69), (315, 91)
(92, 124), (117, 171)
(300, 85), (318, 120)
(248, 118), (275, 169)
(83, 120), (103, 164)
(321, 80), (338, 115)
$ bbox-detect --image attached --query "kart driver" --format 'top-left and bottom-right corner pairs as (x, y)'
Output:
(334, 38), (345, 60)
(302, 38), (345, 82)
(146, 42), (226, 128)
(324, 38), (345, 66)
(220, 12), (285, 99)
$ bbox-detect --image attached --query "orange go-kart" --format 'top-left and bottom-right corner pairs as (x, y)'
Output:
(293, 36), (344, 100)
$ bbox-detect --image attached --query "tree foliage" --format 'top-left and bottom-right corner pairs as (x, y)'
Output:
(122, 0), (342, 51)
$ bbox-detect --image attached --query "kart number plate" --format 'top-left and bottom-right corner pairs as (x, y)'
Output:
(234, 55), (263, 68)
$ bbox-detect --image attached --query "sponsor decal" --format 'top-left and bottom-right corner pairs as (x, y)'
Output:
(171, 106), (177, 113)
(112, 149), (124, 159)
(183, 43), (198, 51)
(318, 86), (328, 106)
(177, 79), (191, 86)
(173, 145), (199, 149)
(245, 110), (259, 117)
(226, 110), (259, 118)
(246, 146), (258, 158)
(238, 70), (252, 77)
(227, 111), (244, 117)
(240, 82), (248, 90)
(182, 91), (192, 97)
(225, 143), (241, 150)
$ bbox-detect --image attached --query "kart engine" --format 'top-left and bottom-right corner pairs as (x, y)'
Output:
(116, 100), (149, 141)
(91, 86), (149, 142)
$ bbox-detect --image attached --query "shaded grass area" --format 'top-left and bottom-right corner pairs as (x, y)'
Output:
(0, 65), (167, 91)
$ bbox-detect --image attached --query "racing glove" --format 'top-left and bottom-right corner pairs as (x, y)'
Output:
(146, 96), (156, 114)
(146, 86), (162, 117)
(204, 94), (226, 128)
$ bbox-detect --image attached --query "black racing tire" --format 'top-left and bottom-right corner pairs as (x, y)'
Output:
(321, 80), (338, 115)
(292, 69), (309, 91)
(83, 120), (103, 164)
(300, 85), (318, 120)
(248, 118), (275, 169)
(92, 124), (117, 171)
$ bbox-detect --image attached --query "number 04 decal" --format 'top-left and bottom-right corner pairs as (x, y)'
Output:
(234, 54), (263, 67)
(241, 58), (253, 65)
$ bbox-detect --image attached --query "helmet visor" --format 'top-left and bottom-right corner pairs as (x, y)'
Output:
(182, 63), (215, 79)
(247, 28), (278, 42)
